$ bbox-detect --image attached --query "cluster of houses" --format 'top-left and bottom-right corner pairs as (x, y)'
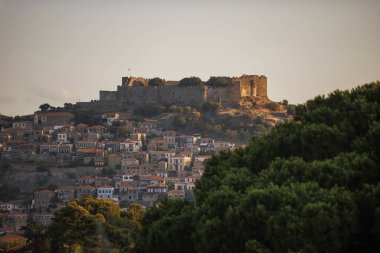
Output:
(0, 110), (236, 235)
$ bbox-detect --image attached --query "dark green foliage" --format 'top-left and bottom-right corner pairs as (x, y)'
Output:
(136, 82), (380, 253)
(134, 103), (163, 117)
(65, 171), (76, 179)
(135, 198), (195, 253)
(0, 185), (23, 202)
(44, 197), (140, 252)
(39, 103), (51, 111)
(148, 77), (166, 87)
(74, 110), (105, 125)
(178, 76), (204, 86)
(101, 167), (116, 178)
(35, 165), (50, 172)
(206, 76), (233, 86)
(22, 221), (50, 253)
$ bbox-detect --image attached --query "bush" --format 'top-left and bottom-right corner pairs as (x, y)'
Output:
(134, 103), (163, 117)
(36, 165), (50, 173)
(179, 77), (204, 86)
(65, 172), (76, 179)
(148, 77), (166, 87)
(206, 76), (233, 86)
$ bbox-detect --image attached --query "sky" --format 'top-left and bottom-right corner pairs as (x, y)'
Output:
(0, 0), (379, 116)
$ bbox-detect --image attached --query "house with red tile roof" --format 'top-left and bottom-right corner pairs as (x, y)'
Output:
(34, 111), (75, 126)
(97, 185), (114, 199)
(168, 189), (185, 199)
(33, 189), (55, 210)
(76, 185), (95, 198)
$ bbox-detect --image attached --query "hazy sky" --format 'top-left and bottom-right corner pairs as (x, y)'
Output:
(0, 0), (379, 116)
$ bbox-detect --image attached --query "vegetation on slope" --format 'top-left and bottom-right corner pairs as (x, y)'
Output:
(136, 82), (380, 253)
(23, 197), (144, 253)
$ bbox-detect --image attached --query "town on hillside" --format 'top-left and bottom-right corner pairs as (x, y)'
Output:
(0, 109), (242, 235)
(0, 75), (293, 236)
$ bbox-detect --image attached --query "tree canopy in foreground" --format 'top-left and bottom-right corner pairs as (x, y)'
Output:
(137, 82), (380, 253)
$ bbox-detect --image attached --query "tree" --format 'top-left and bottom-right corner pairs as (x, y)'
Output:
(48, 197), (131, 252)
(39, 103), (51, 112)
(134, 103), (163, 117)
(206, 76), (233, 87)
(179, 76), (204, 86)
(148, 77), (166, 87)
(22, 220), (50, 253)
(134, 82), (380, 253)
(135, 198), (195, 253)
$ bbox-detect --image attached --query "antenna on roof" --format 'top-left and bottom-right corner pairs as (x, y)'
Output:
(128, 68), (131, 77)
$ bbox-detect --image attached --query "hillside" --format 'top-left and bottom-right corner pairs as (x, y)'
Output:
(123, 98), (290, 143)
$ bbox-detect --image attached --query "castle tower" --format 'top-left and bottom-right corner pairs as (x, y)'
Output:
(256, 76), (267, 98)
(250, 80), (257, 97)
(218, 94), (222, 108)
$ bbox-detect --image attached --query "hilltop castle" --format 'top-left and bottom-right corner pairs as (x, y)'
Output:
(76, 74), (268, 112)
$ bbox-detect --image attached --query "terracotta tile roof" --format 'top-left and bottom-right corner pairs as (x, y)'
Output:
(79, 176), (95, 180)
(122, 158), (139, 161)
(119, 181), (139, 187)
(146, 175), (164, 181)
(77, 185), (95, 189)
(87, 125), (106, 129)
(77, 140), (98, 143)
(168, 190), (185, 195)
(94, 177), (111, 181)
(77, 149), (99, 154)
(13, 120), (33, 124)
(108, 153), (122, 157)
(58, 185), (77, 190)
(149, 150), (176, 155)
(103, 112), (117, 117)
(0, 234), (27, 242)
(97, 185), (114, 189)
(146, 183), (167, 188)
(107, 141), (120, 145)
(35, 189), (54, 194)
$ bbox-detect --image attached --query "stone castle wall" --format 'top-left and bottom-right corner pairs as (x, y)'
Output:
(205, 85), (241, 106)
(96, 74), (267, 109)
(234, 75), (267, 98)
(76, 100), (122, 113)
(99, 91), (117, 101)
(116, 85), (207, 106)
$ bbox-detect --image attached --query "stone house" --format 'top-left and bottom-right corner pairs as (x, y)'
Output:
(168, 190), (185, 199)
(107, 153), (122, 169)
(149, 150), (176, 163)
(120, 139), (141, 152)
(0, 201), (22, 212)
(33, 190), (55, 210)
(76, 140), (98, 149)
(132, 151), (149, 164)
(94, 177), (112, 187)
(87, 125), (106, 135)
(78, 176), (95, 185)
(168, 154), (191, 171)
(76, 185), (95, 198)
(12, 121), (33, 129)
(34, 111), (75, 126)
(106, 141), (121, 152)
(102, 112), (120, 126)
(97, 186), (114, 199)
(32, 213), (54, 226)
(56, 186), (77, 204)
(146, 183), (168, 193)
(0, 212), (28, 233)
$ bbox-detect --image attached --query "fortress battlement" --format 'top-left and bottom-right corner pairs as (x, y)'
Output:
(98, 74), (268, 109)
